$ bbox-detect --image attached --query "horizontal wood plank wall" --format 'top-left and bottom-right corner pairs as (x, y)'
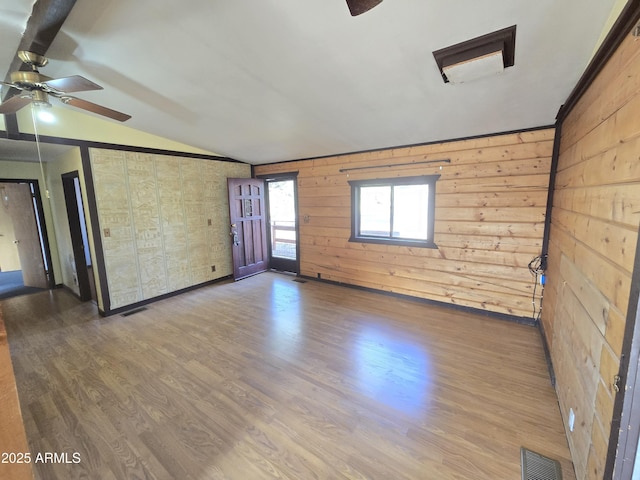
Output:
(89, 148), (251, 310)
(543, 28), (640, 480)
(255, 129), (554, 319)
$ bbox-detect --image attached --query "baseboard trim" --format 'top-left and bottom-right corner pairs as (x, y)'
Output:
(99, 275), (233, 317)
(62, 284), (81, 300)
(299, 275), (538, 327)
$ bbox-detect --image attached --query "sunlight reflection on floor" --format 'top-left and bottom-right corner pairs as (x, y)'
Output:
(267, 280), (303, 358)
(353, 325), (432, 416)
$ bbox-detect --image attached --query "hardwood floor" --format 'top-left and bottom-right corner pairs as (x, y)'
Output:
(2, 273), (575, 479)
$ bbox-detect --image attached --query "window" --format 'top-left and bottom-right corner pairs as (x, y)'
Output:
(349, 175), (439, 248)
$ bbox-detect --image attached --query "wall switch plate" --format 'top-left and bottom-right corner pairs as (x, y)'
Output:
(104, 228), (111, 237)
(208, 219), (212, 226)
(211, 265), (216, 272)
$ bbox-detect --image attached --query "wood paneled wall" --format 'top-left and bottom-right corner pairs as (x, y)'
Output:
(543, 28), (640, 480)
(255, 128), (554, 319)
(89, 148), (250, 310)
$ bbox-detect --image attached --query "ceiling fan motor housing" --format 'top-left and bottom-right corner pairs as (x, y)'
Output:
(17, 51), (48, 68)
(10, 71), (46, 89)
(7, 71), (52, 106)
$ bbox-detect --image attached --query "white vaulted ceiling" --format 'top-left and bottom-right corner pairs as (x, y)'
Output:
(0, 0), (622, 164)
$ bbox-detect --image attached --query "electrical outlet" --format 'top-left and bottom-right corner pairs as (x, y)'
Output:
(568, 408), (575, 432)
(211, 265), (216, 272)
(103, 228), (111, 237)
(207, 218), (212, 226)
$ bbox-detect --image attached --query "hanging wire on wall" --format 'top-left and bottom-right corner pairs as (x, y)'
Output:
(528, 254), (546, 323)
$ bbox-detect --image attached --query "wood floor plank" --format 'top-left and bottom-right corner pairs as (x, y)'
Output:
(1, 272), (575, 479)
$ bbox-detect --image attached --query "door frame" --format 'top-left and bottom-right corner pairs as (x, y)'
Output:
(606, 222), (640, 478)
(0, 178), (54, 288)
(258, 172), (300, 275)
(61, 171), (92, 301)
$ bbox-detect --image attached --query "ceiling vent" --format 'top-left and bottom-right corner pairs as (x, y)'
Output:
(433, 25), (516, 84)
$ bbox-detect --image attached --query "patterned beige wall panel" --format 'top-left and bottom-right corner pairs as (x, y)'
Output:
(156, 158), (188, 291)
(191, 265), (212, 285)
(90, 147), (250, 310)
(126, 154), (166, 299)
(160, 226), (188, 245)
(104, 256), (142, 308)
(165, 266), (191, 292)
(180, 159), (201, 177)
(207, 240), (231, 276)
(137, 249), (169, 297)
(91, 150), (142, 309)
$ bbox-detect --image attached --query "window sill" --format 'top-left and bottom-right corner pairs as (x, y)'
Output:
(349, 236), (438, 249)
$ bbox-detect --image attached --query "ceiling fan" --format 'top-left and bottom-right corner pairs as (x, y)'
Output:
(0, 51), (131, 122)
(346, 0), (383, 16)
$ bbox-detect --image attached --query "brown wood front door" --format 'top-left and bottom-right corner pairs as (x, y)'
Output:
(227, 178), (268, 280)
(2, 183), (48, 289)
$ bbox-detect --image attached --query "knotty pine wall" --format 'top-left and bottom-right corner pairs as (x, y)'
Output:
(255, 128), (554, 319)
(542, 27), (640, 480)
(89, 148), (250, 310)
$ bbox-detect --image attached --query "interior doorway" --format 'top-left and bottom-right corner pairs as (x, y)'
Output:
(62, 171), (95, 302)
(0, 180), (52, 299)
(263, 174), (299, 274)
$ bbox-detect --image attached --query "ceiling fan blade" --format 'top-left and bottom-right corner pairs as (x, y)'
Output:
(0, 94), (32, 114)
(346, 0), (383, 16)
(0, 80), (25, 91)
(44, 75), (103, 93)
(59, 96), (131, 122)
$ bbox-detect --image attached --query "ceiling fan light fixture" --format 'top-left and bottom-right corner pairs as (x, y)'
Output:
(346, 0), (383, 16)
(38, 111), (55, 123)
(0, 51), (130, 121)
(31, 90), (51, 108)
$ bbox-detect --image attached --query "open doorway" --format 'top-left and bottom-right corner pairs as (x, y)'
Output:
(0, 180), (52, 299)
(263, 174), (299, 274)
(62, 171), (96, 302)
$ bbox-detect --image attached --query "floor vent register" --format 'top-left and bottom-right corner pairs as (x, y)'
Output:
(521, 447), (563, 480)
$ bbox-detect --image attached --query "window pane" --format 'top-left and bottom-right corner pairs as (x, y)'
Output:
(268, 180), (296, 260)
(360, 186), (391, 237)
(392, 184), (429, 240)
